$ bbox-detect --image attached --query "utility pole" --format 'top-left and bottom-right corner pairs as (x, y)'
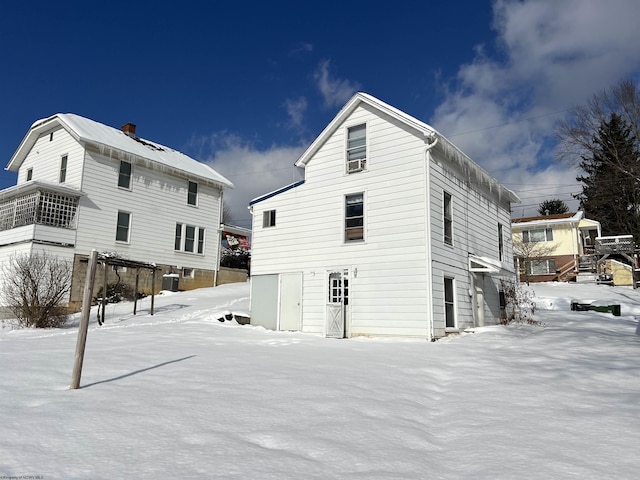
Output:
(70, 249), (98, 389)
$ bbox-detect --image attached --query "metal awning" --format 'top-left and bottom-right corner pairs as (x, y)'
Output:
(469, 255), (502, 274)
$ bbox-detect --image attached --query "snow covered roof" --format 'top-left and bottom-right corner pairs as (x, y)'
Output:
(511, 211), (584, 228)
(294, 92), (519, 204)
(6, 114), (233, 189)
(0, 180), (85, 202)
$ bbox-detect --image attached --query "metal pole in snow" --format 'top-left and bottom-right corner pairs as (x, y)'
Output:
(70, 249), (98, 390)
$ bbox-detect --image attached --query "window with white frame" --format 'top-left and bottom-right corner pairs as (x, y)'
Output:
(26, 168), (33, 181)
(443, 191), (453, 246)
(118, 161), (132, 189)
(59, 155), (68, 183)
(345, 193), (364, 242)
(444, 277), (456, 328)
(182, 267), (194, 278)
(346, 124), (366, 173)
(523, 228), (553, 243)
(187, 181), (198, 206)
(174, 223), (205, 254)
(498, 223), (504, 261)
(525, 259), (556, 275)
(263, 210), (276, 228)
(115, 211), (131, 242)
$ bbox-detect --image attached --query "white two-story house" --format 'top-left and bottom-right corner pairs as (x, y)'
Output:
(249, 93), (520, 340)
(0, 114), (233, 310)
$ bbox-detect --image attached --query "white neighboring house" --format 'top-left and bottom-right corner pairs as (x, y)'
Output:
(249, 92), (520, 340)
(0, 114), (233, 311)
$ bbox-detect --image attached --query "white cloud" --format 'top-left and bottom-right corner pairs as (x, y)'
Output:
(196, 133), (305, 229)
(432, 0), (640, 217)
(283, 97), (308, 131)
(314, 59), (361, 108)
(289, 42), (313, 56)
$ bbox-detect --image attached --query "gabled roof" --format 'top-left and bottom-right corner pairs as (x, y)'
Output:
(6, 114), (234, 189)
(294, 92), (520, 204)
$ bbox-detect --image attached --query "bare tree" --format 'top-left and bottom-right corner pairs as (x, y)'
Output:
(1, 252), (72, 328)
(221, 199), (234, 226)
(512, 237), (557, 285)
(556, 79), (640, 174)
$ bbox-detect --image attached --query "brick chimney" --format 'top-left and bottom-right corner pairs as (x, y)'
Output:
(121, 122), (137, 137)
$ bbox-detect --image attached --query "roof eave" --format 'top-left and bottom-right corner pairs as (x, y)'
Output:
(6, 115), (71, 172)
(295, 92), (436, 168)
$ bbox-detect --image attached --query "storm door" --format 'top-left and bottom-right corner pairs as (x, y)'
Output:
(326, 270), (349, 338)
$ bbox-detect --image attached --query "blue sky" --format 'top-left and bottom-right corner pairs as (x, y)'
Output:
(2, 0), (640, 228)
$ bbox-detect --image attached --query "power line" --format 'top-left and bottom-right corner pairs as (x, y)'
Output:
(446, 108), (571, 138)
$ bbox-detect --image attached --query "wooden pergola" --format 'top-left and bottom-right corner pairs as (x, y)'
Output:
(83, 253), (162, 324)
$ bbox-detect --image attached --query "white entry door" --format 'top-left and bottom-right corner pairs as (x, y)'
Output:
(474, 282), (485, 327)
(326, 270), (349, 338)
(279, 273), (302, 331)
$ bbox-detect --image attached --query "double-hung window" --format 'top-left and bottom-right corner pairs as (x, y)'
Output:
(188, 181), (198, 206)
(118, 161), (132, 189)
(174, 223), (205, 254)
(443, 191), (453, 246)
(263, 210), (276, 228)
(346, 124), (366, 173)
(444, 277), (456, 328)
(498, 223), (504, 261)
(525, 259), (556, 275)
(345, 193), (364, 242)
(116, 211), (131, 242)
(59, 155), (68, 183)
(523, 228), (553, 243)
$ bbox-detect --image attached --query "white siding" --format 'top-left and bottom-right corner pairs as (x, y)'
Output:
(428, 150), (515, 336)
(251, 105), (432, 338)
(75, 147), (223, 269)
(18, 127), (84, 188)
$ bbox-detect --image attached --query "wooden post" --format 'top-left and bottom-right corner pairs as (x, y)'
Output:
(151, 268), (156, 316)
(100, 261), (107, 324)
(133, 268), (140, 315)
(70, 250), (98, 389)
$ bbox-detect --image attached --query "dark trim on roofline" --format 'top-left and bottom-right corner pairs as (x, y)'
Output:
(249, 180), (305, 206)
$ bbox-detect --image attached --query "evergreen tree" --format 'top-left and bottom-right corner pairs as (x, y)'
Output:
(537, 199), (569, 216)
(574, 113), (640, 241)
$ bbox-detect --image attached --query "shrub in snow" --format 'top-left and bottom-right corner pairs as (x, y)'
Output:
(94, 282), (142, 304)
(220, 248), (250, 272)
(500, 280), (540, 325)
(0, 252), (71, 328)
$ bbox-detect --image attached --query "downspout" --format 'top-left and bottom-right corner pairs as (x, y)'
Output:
(214, 191), (224, 287)
(423, 134), (438, 341)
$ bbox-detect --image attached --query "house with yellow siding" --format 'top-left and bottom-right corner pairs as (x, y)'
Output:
(511, 212), (601, 283)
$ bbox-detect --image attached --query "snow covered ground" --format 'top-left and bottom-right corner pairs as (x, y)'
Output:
(1, 281), (639, 479)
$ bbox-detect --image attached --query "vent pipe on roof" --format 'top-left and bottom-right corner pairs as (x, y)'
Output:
(121, 123), (137, 137)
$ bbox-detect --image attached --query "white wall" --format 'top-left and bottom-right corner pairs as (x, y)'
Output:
(251, 104), (431, 337)
(18, 127), (84, 188)
(75, 146), (223, 271)
(428, 150), (514, 336)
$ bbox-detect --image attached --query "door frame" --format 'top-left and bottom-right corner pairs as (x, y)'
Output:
(325, 268), (350, 338)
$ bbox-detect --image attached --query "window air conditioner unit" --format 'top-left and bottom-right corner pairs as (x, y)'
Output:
(347, 158), (366, 173)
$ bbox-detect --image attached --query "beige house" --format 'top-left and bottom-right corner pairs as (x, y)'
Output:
(511, 212), (601, 283)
